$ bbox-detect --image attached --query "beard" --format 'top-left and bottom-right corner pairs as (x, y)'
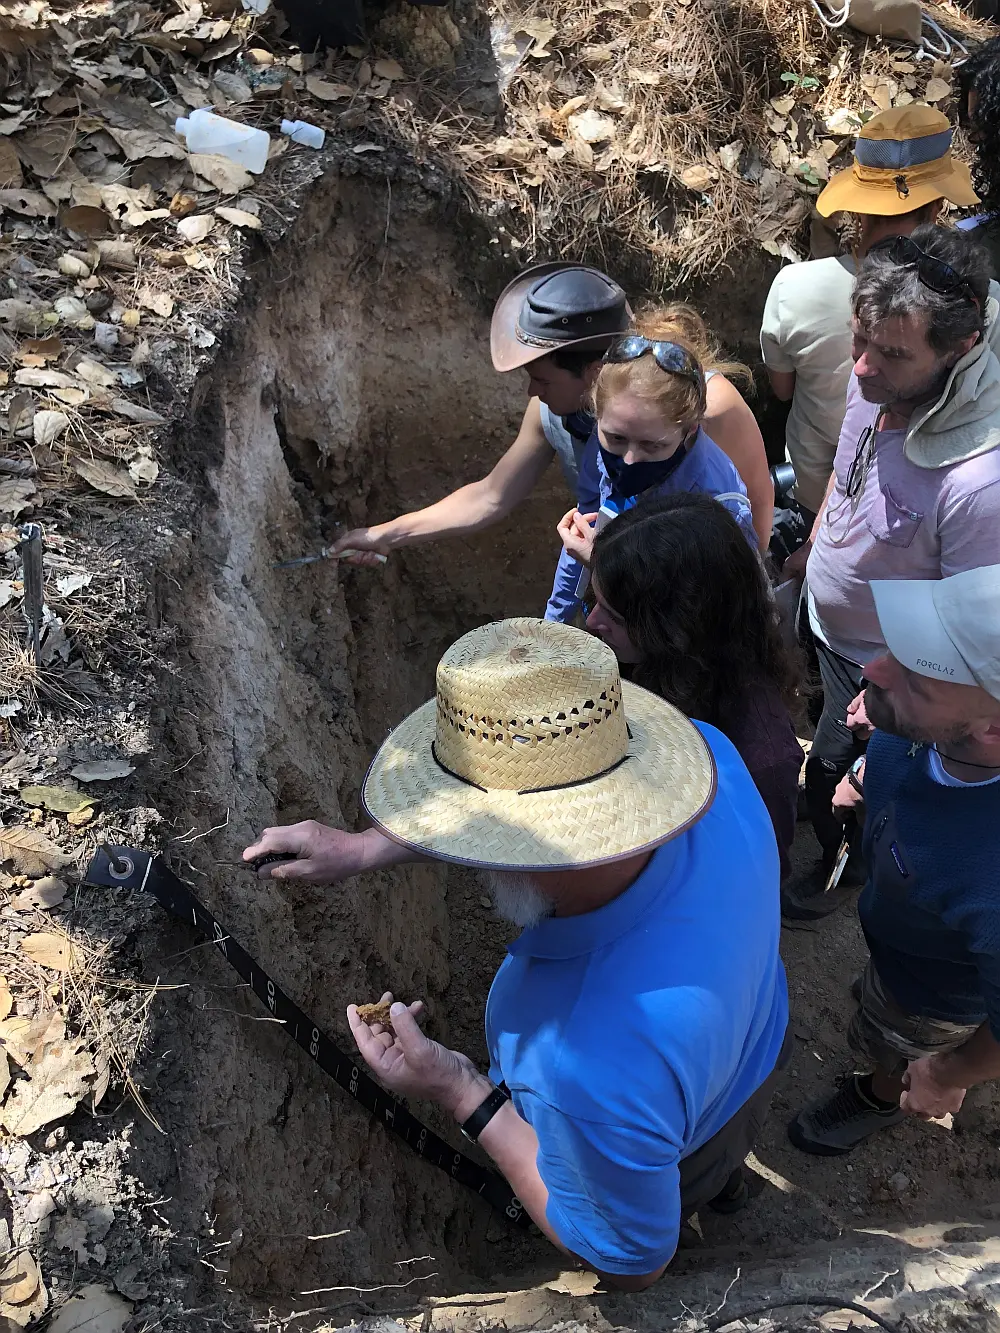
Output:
(481, 869), (554, 928)
(865, 682), (972, 746)
(857, 363), (950, 409)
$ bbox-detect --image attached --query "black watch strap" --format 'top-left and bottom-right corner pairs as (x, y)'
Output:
(460, 1086), (509, 1143)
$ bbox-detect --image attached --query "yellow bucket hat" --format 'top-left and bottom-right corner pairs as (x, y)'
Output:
(817, 105), (979, 218)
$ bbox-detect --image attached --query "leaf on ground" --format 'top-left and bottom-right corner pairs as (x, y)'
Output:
(0, 1249), (41, 1306)
(94, 240), (136, 270)
(48, 1285), (130, 1333)
(0, 1050), (8, 1102)
(0, 479), (37, 518)
(924, 76), (952, 102)
(373, 57), (404, 81)
(128, 448), (159, 485)
(567, 109), (616, 143)
(56, 572), (93, 598)
(0, 1036), (94, 1136)
(54, 1214), (90, 1262)
(0, 1013), (66, 1068)
(109, 399), (163, 426)
(137, 289), (174, 318)
(21, 335), (63, 361)
(176, 213), (213, 242)
(107, 127), (185, 161)
(0, 976), (10, 1020)
(72, 458), (137, 499)
(72, 357), (116, 388)
(20, 785), (93, 813)
(0, 188), (56, 217)
(0, 581), (16, 609)
(304, 77), (354, 102)
(14, 368), (77, 388)
(214, 206), (261, 229)
(13, 875), (69, 909)
(0, 827), (71, 875)
(0, 139), (22, 188)
(20, 932), (77, 970)
(59, 204), (111, 237)
(70, 759), (134, 782)
(33, 410), (69, 447)
(188, 151), (252, 194)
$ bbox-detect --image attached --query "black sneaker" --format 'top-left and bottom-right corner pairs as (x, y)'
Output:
(707, 1168), (748, 1215)
(788, 1074), (906, 1155)
(781, 856), (865, 923)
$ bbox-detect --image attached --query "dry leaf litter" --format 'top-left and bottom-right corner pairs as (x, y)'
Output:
(0, 0), (995, 1327)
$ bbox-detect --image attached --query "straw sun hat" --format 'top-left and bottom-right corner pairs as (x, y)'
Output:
(362, 619), (716, 871)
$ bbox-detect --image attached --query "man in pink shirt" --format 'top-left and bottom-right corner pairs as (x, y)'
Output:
(784, 224), (1000, 919)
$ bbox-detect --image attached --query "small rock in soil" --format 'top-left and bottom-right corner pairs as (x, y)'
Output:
(889, 1172), (910, 1194)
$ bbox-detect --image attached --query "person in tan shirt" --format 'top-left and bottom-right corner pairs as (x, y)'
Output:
(762, 106), (979, 529)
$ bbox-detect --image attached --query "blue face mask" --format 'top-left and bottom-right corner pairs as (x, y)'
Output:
(600, 442), (689, 499)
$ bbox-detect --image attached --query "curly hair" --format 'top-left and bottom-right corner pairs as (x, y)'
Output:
(853, 223), (991, 355)
(959, 37), (1000, 217)
(590, 492), (799, 730)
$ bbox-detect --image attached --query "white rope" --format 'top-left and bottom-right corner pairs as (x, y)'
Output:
(809, 0), (852, 29)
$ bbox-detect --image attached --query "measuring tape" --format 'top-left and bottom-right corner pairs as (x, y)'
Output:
(84, 846), (530, 1229)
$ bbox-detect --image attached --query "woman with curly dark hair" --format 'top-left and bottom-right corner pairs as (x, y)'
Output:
(958, 37), (1000, 278)
(588, 491), (803, 878)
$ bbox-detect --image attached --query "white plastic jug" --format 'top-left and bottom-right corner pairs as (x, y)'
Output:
(175, 108), (270, 175)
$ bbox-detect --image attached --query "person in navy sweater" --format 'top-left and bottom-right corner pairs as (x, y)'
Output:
(790, 564), (1000, 1154)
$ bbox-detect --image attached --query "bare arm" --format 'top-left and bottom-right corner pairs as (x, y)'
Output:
(704, 375), (774, 549)
(328, 399), (555, 561)
(783, 466), (836, 579)
(766, 368), (796, 402)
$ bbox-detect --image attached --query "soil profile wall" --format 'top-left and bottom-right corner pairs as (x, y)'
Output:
(137, 167), (566, 1302)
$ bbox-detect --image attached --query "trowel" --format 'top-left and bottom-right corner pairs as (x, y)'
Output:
(273, 546), (388, 570)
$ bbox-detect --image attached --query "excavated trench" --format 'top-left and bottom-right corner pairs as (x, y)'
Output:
(123, 164), (1000, 1322)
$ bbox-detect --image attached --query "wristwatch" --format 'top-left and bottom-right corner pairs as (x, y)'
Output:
(848, 755), (866, 797)
(460, 1085), (509, 1143)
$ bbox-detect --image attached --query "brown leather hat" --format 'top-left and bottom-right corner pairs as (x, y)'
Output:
(490, 263), (631, 372)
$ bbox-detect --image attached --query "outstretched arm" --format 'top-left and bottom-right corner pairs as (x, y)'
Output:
(243, 821), (420, 882)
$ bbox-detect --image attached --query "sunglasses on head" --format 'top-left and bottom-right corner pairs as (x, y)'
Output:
(604, 336), (706, 401)
(869, 236), (980, 309)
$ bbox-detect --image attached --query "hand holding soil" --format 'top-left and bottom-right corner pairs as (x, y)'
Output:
(348, 992), (481, 1115)
(557, 508), (599, 567)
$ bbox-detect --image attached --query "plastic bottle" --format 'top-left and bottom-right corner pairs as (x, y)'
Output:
(175, 108), (270, 175)
(280, 119), (326, 150)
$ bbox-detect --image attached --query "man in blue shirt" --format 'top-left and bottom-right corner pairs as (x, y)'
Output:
(790, 565), (1000, 1155)
(244, 618), (789, 1287)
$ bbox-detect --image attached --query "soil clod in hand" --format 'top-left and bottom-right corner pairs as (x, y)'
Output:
(355, 1002), (394, 1030)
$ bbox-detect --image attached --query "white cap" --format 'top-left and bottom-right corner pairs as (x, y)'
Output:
(871, 565), (1000, 702)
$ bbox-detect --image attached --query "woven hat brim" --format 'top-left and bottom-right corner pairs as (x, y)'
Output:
(817, 159), (979, 217)
(361, 681), (717, 871)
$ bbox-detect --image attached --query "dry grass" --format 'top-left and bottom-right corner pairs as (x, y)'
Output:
(372, 0), (998, 284)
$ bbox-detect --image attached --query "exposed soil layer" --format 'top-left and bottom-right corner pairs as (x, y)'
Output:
(57, 162), (999, 1328)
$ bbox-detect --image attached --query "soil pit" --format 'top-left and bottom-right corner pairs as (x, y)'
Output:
(107, 164), (1000, 1326)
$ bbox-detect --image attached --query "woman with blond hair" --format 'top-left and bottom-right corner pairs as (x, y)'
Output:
(554, 309), (766, 598)
(641, 304), (773, 547)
